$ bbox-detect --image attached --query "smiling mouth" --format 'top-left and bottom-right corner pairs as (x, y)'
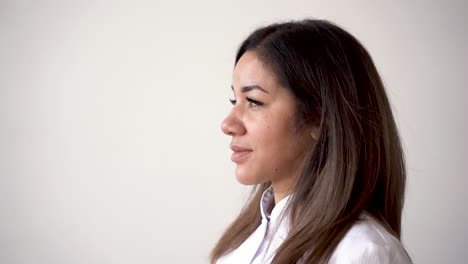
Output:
(231, 150), (252, 163)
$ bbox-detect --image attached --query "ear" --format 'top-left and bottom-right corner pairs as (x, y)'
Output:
(310, 126), (320, 141)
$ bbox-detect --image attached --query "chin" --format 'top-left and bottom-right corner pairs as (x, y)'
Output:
(235, 167), (266, 185)
(235, 175), (258, 185)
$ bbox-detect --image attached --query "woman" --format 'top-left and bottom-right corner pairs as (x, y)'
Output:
(211, 19), (412, 264)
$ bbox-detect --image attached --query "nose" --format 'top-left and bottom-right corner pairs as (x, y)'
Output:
(221, 108), (246, 136)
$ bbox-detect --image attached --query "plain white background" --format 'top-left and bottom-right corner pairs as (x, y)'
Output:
(1, 0), (466, 263)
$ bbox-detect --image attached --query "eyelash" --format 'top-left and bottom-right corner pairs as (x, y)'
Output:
(229, 97), (264, 107)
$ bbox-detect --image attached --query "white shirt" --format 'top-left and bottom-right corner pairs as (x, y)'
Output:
(217, 187), (411, 264)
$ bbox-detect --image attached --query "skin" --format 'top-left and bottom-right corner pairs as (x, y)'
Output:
(221, 51), (315, 204)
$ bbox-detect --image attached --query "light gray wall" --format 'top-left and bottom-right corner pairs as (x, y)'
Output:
(1, 0), (466, 263)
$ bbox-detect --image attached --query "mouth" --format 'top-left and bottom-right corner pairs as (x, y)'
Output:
(230, 145), (253, 163)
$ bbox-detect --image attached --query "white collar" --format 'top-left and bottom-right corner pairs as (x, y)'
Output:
(259, 186), (292, 225)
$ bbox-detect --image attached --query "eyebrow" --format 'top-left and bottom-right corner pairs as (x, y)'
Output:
(231, 85), (269, 93)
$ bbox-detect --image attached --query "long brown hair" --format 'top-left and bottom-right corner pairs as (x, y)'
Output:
(211, 19), (406, 264)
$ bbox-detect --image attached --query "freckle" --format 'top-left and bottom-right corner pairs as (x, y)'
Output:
(274, 168), (278, 172)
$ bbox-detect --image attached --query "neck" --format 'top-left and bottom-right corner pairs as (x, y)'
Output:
(271, 179), (294, 204)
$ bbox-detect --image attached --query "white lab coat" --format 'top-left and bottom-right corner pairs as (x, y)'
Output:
(217, 187), (411, 264)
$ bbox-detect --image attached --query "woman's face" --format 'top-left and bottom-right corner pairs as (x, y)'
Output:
(221, 51), (313, 191)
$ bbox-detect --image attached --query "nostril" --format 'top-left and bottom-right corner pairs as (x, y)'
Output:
(221, 120), (232, 135)
(221, 111), (245, 136)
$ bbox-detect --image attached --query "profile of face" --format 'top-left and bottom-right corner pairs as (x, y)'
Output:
(221, 51), (315, 193)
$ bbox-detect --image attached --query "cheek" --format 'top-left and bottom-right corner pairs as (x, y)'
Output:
(255, 118), (299, 157)
(245, 106), (307, 158)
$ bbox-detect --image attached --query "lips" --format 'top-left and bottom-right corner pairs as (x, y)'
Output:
(230, 145), (253, 163)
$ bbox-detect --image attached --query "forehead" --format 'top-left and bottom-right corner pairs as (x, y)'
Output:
(232, 51), (280, 91)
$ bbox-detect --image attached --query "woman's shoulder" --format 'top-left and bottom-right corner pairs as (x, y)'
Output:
(328, 213), (412, 264)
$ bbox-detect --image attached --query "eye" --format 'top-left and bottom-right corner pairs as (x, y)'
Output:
(229, 98), (237, 105)
(247, 97), (263, 107)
